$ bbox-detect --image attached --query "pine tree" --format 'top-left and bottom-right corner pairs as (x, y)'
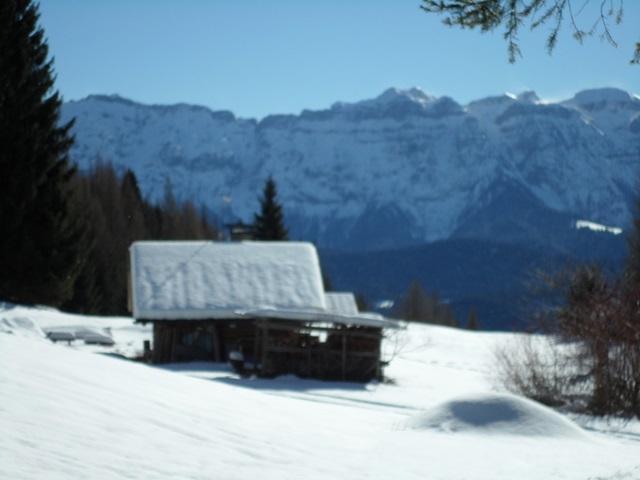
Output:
(61, 175), (102, 313)
(355, 293), (369, 312)
(0, 0), (84, 306)
(466, 307), (480, 330)
(160, 177), (181, 240)
(396, 280), (458, 326)
(397, 280), (431, 322)
(421, 1), (638, 64)
(625, 193), (640, 288)
(121, 169), (146, 244)
(253, 176), (288, 241)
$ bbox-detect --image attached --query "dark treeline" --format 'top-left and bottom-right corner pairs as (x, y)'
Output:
(393, 280), (459, 327)
(63, 162), (217, 315)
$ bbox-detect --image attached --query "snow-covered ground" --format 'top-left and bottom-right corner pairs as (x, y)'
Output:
(575, 220), (623, 235)
(1, 305), (639, 479)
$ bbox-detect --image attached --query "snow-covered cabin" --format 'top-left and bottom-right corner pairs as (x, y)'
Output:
(129, 241), (400, 381)
(325, 292), (359, 317)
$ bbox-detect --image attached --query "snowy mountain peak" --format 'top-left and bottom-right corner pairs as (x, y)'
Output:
(571, 87), (635, 106)
(79, 94), (140, 107)
(465, 93), (518, 120)
(562, 88), (640, 132)
(516, 91), (540, 104)
(376, 86), (433, 105)
(69, 94), (239, 126)
(61, 86), (639, 251)
(466, 91), (541, 117)
(332, 87), (435, 113)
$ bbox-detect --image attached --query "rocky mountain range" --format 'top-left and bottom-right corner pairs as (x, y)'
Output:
(61, 87), (640, 251)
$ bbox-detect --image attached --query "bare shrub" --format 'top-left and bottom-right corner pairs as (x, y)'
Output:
(496, 267), (640, 417)
(494, 335), (585, 408)
(382, 328), (411, 364)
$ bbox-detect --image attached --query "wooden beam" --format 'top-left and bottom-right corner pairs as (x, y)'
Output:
(341, 335), (347, 381)
(210, 325), (221, 362)
(261, 323), (269, 376)
(256, 345), (379, 358)
(249, 320), (382, 339)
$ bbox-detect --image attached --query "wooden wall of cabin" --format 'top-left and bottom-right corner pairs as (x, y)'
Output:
(217, 320), (259, 362)
(150, 319), (386, 382)
(151, 320), (257, 364)
(255, 320), (384, 382)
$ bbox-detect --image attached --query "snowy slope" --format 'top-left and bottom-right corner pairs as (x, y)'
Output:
(2, 306), (639, 479)
(0, 305), (150, 357)
(62, 88), (640, 250)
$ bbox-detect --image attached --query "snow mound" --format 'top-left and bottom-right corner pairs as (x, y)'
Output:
(407, 393), (588, 438)
(0, 316), (45, 339)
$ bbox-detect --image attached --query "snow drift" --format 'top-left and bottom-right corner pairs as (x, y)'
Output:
(406, 393), (588, 438)
(0, 315), (44, 338)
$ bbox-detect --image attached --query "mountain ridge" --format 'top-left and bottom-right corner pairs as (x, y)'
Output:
(61, 87), (640, 251)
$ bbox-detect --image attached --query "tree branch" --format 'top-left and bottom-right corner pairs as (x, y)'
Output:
(420, 0), (636, 63)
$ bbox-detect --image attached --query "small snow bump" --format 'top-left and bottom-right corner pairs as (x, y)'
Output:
(406, 393), (589, 439)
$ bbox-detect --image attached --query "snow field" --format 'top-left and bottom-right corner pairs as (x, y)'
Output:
(1, 307), (639, 479)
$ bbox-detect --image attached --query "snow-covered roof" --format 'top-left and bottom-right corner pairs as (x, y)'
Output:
(242, 308), (403, 330)
(325, 292), (359, 317)
(130, 241), (326, 320)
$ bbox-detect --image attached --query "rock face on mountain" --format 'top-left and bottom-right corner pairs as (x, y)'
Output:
(61, 87), (640, 251)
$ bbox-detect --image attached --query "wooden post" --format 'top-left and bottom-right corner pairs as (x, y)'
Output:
(152, 324), (159, 363)
(253, 321), (261, 373)
(341, 333), (347, 381)
(375, 331), (382, 381)
(143, 340), (151, 362)
(170, 326), (177, 362)
(261, 321), (269, 376)
(210, 324), (221, 362)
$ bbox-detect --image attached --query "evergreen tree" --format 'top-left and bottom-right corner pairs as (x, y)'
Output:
(120, 169), (146, 244)
(466, 307), (480, 330)
(395, 280), (458, 326)
(61, 175), (102, 313)
(0, 0), (84, 306)
(253, 176), (288, 241)
(355, 293), (369, 312)
(85, 163), (126, 314)
(421, 1), (638, 63)
(63, 163), (219, 315)
(397, 280), (431, 322)
(625, 192), (640, 288)
(159, 177), (182, 240)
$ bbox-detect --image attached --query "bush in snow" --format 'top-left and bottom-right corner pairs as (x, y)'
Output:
(497, 265), (640, 417)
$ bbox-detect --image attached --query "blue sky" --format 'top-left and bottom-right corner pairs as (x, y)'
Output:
(39, 0), (639, 118)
